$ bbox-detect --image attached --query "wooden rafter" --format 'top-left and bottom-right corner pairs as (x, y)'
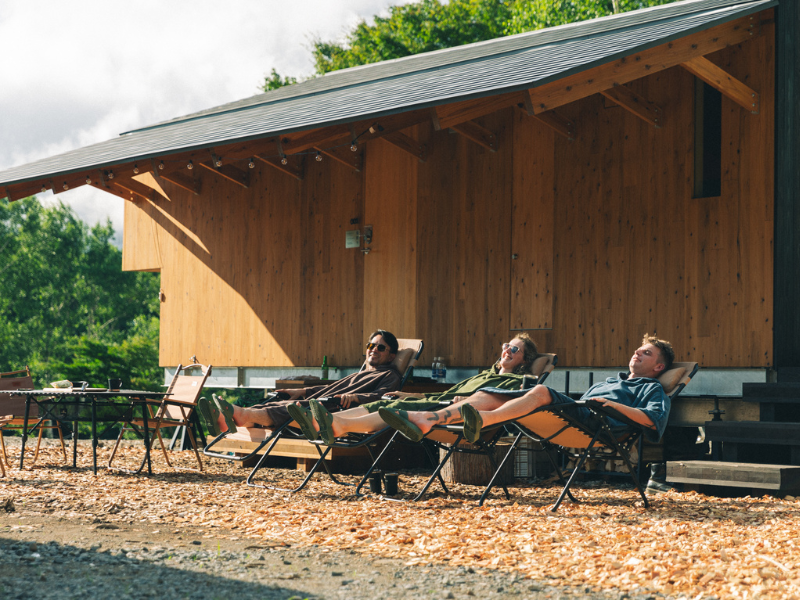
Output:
(519, 93), (575, 140)
(90, 181), (131, 202)
(254, 154), (304, 181)
(680, 56), (759, 114)
(433, 91), (521, 131)
(527, 12), (761, 115)
(151, 159), (201, 195)
(198, 161), (250, 188)
(112, 178), (155, 201)
(313, 144), (363, 172)
(450, 120), (498, 152)
(382, 130), (427, 161)
(600, 84), (663, 127)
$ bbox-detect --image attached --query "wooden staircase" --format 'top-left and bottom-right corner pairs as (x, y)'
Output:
(667, 382), (800, 494)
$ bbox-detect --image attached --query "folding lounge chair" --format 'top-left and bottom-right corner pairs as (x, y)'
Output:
(355, 352), (559, 500)
(107, 363), (211, 474)
(480, 361), (699, 512)
(240, 339), (424, 491)
(0, 367), (67, 469)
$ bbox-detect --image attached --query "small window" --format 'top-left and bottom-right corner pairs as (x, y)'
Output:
(693, 80), (722, 198)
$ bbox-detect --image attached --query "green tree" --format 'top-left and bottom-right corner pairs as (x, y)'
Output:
(261, 68), (297, 91)
(0, 197), (162, 390)
(301, 0), (678, 77)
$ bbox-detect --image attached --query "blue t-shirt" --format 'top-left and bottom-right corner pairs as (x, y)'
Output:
(582, 372), (670, 441)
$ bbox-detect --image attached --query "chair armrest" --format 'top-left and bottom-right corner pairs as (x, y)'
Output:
(576, 399), (646, 430)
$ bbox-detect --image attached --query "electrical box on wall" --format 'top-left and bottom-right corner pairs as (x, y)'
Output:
(345, 230), (360, 248)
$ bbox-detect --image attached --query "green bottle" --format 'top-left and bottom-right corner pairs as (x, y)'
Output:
(321, 355), (329, 380)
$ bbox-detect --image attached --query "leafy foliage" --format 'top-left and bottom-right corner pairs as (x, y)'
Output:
(261, 68), (298, 91)
(0, 197), (162, 390)
(307, 0), (677, 75)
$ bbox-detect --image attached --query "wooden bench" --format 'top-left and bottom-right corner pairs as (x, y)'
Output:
(668, 459), (800, 494)
(205, 435), (369, 471)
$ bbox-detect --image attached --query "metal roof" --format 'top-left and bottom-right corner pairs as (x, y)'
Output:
(0, 0), (775, 188)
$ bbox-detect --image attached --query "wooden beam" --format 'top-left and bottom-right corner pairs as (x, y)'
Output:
(150, 159), (201, 195)
(450, 120), (498, 152)
(600, 84), (663, 127)
(382, 130), (427, 161)
(434, 91), (522, 131)
(90, 181), (132, 202)
(254, 154), (304, 181)
(519, 93), (575, 140)
(528, 12), (762, 114)
(313, 144), (363, 172)
(113, 178), (156, 201)
(680, 55), (760, 114)
(198, 161), (250, 188)
(3, 182), (45, 201)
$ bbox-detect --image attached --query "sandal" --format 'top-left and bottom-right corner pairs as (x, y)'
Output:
(212, 394), (237, 433)
(377, 407), (423, 442)
(460, 403), (483, 443)
(309, 400), (335, 445)
(286, 403), (318, 441)
(197, 396), (222, 437)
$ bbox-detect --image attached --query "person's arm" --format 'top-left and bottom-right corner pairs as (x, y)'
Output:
(274, 388), (305, 400)
(590, 399), (655, 429)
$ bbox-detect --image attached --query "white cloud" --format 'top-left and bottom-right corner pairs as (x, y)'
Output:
(0, 0), (410, 245)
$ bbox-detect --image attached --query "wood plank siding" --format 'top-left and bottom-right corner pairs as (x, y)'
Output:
(122, 19), (774, 370)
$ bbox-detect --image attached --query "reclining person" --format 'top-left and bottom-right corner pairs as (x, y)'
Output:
(201, 330), (402, 435)
(379, 333), (674, 444)
(287, 333), (539, 445)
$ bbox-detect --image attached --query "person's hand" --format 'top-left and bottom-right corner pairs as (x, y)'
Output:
(337, 394), (358, 409)
(276, 388), (304, 400)
(383, 391), (422, 400)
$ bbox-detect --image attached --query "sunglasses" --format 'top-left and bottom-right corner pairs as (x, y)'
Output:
(502, 343), (521, 355)
(366, 342), (390, 352)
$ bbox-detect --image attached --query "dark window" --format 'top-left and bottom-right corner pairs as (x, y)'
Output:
(693, 80), (722, 198)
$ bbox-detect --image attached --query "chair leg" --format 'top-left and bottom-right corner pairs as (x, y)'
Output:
(479, 433), (521, 506)
(550, 432), (603, 512)
(54, 423), (68, 463)
(0, 431), (8, 469)
(31, 427), (46, 466)
(107, 426), (127, 469)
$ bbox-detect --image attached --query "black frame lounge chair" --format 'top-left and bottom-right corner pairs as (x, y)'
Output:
(203, 339), (423, 491)
(353, 352), (558, 500)
(480, 361), (700, 511)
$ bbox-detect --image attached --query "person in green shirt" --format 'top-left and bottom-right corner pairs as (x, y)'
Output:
(288, 333), (539, 444)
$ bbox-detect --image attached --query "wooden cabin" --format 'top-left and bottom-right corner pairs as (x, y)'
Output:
(1, 0), (795, 391)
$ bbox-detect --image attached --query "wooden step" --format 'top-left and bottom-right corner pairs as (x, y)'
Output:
(742, 382), (800, 403)
(705, 421), (800, 445)
(667, 460), (800, 492)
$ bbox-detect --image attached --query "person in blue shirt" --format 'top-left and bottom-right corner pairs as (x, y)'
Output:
(379, 333), (674, 444)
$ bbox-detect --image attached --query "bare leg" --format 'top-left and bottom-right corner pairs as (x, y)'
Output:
(302, 406), (385, 437)
(403, 392), (513, 435)
(217, 405), (275, 432)
(475, 385), (553, 428)
(401, 386), (554, 434)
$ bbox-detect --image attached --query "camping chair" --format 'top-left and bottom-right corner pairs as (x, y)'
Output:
(480, 361), (699, 512)
(240, 339), (424, 491)
(0, 367), (67, 469)
(353, 352), (559, 499)
(107, 363), (211, 474)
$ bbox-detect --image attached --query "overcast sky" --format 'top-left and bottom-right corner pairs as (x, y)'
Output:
(0, 0), (411, 245)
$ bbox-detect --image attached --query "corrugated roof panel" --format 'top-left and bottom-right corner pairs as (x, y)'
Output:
(0, 0), (775, 187)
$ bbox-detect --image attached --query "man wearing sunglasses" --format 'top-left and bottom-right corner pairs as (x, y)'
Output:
(204, 330), (400, 434)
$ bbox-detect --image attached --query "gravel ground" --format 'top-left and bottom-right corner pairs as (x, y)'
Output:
(0, 515), (671, 600)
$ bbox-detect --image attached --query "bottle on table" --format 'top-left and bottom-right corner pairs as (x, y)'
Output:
(321, 355), (329, 380)
(431, 357), (440, 381)
(439, 357), (447, 382)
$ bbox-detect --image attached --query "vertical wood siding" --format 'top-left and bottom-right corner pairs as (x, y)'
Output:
(123, 26), (773, 369)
